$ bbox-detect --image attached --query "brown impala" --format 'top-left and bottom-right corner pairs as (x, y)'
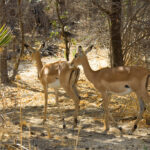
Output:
(71, 45), (150, 134)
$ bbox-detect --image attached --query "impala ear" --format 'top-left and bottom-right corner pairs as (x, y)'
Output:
(38, 41), (45, 51)
(85, 45), (94, 55)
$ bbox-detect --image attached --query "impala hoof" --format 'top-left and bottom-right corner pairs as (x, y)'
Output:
(42, 119), (46, 125)
(118, 127), (122, 131)
(78, 96), (82, 100)
(63, 124), (66, 129)
(118, 126), (124, 134)
(73, 118), (78, 128)
(62, 117), (66, 129)
(101, 129), (109, 135)
(128, 124), (137, 135)
(127, 131), (133, 135)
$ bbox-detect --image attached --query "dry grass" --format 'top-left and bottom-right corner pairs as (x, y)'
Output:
(1, 78), (150, 149)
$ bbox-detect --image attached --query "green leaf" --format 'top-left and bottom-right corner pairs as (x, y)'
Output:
(0, 25), (5, 33)
(52, 21), (57, 28)
(49, 31), (55, 38)
(0, 34), (11, 46)
(64, 11), (68, 15)
(71, 38), (77, 45)
(60, 15), (66, 19)
(0, 25), (12, 47)
(55, 31), (59, 36)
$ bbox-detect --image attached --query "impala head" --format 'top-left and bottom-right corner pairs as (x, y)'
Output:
(24, 42), (45, 62)
(71, 45), (93, 67)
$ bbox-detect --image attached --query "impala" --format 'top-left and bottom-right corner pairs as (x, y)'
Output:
(71, 45), (150, 134)
(25, 44), (80, 128)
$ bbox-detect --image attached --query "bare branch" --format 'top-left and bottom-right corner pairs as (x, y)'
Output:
(92, 0), (111, 16)
(122, 2), (148, 42)
(123, 32), (150, 62)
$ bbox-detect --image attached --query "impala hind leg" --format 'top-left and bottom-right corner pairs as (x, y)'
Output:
(130, 97), (146, 134)
(73, 68), (81, 100)
(69, 87), (80, 128)
(73, 85), (81, 100)
(71, 79), (80, 127)
(65, 70), (80, 127)
(60, 82), (80, 128)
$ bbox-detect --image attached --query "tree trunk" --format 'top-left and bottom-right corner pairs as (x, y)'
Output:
(0, 0), (9, 83)
(11, 0), (24, 81)
(110, 0), (124, 67)
(0, 48), (9, 83)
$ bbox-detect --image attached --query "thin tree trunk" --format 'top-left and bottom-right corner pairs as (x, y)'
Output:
(11, 0), (24, 80)
(110, 0), (124, 67)
(55, 0), (70, 61)
(92, 0), (124, 67)
(0, 47), (9, 83)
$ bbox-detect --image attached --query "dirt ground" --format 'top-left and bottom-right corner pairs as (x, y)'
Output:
(1, 49), (150, 150)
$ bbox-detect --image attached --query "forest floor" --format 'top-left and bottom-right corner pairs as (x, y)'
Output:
(1, 48), (150, 150)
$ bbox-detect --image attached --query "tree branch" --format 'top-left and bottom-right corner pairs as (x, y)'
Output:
(92, 0), (111, 16)
(55, 0), (70, 61)
(122, 2), (148, 42)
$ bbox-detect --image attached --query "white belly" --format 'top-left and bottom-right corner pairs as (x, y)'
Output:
(109, 88), (132, 96)
(48, 79), (61, 88)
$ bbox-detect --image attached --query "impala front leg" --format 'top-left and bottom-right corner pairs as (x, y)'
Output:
(43, 84), (48, 123)
(102, 93), (110, 134)
(73, 96), (80, 128)
(54, 89), (66, 129)
(109, 112), (123, 134)
(54, 89), (59, 105)
(102, 93), (123, 134)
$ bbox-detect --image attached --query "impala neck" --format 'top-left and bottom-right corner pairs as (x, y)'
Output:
(34, 53), (43, 76)
(81, 56), (95, 83)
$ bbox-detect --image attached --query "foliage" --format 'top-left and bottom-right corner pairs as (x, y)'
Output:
(0, 25), (12, 48)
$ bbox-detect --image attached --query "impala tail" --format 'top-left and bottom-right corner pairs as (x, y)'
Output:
(69, 67), (80, 86)
(146, 74), (150, 91)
